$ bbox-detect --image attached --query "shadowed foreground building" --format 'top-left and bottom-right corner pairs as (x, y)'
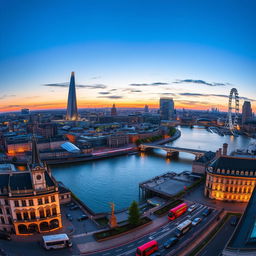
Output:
(223, 186), (256, 256)
(0, 137), (63, 235)
(205, 156), (256, 202)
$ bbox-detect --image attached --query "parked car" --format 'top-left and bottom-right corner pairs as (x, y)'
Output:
(202, 208), (212, 217)
(230, 216), (239, 226)
(0, 231), (11, 241)
(163, 237), (179, 249)
(70, 205), (79, 210)
(188, 204), (197, 213)
(66, 213), (73, 221)
(192, 217), (202, 226)
(77, 214), (88, 221)
(67, 202), (75, 207)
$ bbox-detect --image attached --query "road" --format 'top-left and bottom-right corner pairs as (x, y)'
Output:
(197, 215), (238, 256)
(86, 204), (218, 256)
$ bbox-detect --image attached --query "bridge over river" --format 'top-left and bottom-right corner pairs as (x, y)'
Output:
(139, 144), (207, 159)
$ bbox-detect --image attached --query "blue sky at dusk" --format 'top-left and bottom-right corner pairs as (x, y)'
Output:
(0, 0), (255, 111)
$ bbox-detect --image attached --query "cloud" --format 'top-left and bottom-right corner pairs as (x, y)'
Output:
(43, 83), (107, 89)
(98, 92), (111, 95)
(178, 92), (255, 101)
(173, 79), (230, 87)
(0, 94), (16, 100)
(160, 93), (176, 96)
(91, 76), (101, 80)
(129, 82), (169, 86)
(97, 95), (123, 99)
(123, 88), (142, 93)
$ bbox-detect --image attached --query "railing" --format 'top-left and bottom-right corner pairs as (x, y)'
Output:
(13, 214), (61, 223)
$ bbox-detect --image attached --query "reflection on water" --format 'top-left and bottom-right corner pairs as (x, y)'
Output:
(52, 127), (252, 213)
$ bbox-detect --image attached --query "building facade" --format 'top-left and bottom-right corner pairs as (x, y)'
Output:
(0, 137), (63, 235)
(205, 156), (256, 202)
(242, 101), (252, 124)
(159, 97), (174, 120)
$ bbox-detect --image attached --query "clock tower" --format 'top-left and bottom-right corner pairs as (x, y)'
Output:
(29, 136), (47, 190)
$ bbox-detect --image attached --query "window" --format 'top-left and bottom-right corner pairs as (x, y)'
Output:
(6, 208), (10, 215)
(14, 200), (19, 207)
(46, 208), (51, 217)
(51, 196), (55, 202)
(39, 210), (45, 218)
(22, 200), (26, 207)
(8, 217), (12, 224)
(29, 200), (34, 206)
(4, 199), (8, 206)
(45, 197), (49, 204)
(23, 212), (29, 220)
(16, 213), (22, 220)
(30, 212), (36, 220)
(0, 208), (2, 214)
(38, 198), (43, 205)
(1, 217), (5, 224)
(52, 208), (57, 216)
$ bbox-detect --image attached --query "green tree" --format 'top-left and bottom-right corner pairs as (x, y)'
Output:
(128, 201), (141, 226)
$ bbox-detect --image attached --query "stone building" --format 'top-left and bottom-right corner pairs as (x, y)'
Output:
(0, 137), (63, 235)
(205, 156), (256, 202)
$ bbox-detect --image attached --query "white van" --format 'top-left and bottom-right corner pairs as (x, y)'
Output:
(42, 233), (72, 250)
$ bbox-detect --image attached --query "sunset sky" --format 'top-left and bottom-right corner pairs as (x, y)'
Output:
(0, 0), (255, 112)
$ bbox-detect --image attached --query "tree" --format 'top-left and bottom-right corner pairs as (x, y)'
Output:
(128, 201), (141, 226)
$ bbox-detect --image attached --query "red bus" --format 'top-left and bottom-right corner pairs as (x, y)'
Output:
(136, 240), (158, 256)
(168, 203), (188, 220)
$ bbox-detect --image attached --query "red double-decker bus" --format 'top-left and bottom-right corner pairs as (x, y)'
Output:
(168, 202), (188, 220)
(136, 240), (158, 256)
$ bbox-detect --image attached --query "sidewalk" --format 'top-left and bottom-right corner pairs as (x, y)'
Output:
(76, 214), (169, 255)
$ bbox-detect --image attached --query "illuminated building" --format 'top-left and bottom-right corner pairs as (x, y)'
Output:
(205, 155), (256, 202)
(66, 71), (79, 121)
(0, 136), (63, 235)
(242, 101), (252, 124)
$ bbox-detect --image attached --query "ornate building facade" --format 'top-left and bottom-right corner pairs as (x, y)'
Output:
(205, 156), (256, 202)
(0, 137), (63, 235)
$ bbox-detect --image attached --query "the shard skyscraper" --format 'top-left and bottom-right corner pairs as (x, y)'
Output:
(66, 72), (78, 120)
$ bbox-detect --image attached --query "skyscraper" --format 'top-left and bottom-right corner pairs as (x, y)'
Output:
(159, 97), (174, 120)
(111, 104), (117, 116)
(144, 105), (149, 113)
(66, 72), (78, 121)
(242, 101), (252, 124)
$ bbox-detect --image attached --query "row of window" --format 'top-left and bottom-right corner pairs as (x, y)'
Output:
(207, 175), (255, 186)
(215, 169), (256, 176)
(14, 196), (56, 207)
(16, 208), (57, 221)
(0, 216), (12, 225)
(212, 192), (249, 201)
(0, 207), (10, 215)
(207, 183), (254, 193)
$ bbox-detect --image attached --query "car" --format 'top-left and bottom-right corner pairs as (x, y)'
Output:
(66, 213), (73, 221)
(188, 204), (197, 213)
(67, 202), (75, 207)
(192, 217), (202, 226)
(202, 208), (212, 217)
(0, 231), (11, 241)
(70, 205), (79, 210)
(230, 216), (239, 226)
(163, 237), (179, 249)
(77, 214), (88, 221)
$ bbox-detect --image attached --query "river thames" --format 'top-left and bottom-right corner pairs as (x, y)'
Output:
(52, 127), (253, 213)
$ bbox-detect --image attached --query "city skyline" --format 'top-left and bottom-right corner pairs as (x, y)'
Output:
(0, 0), (256, 113)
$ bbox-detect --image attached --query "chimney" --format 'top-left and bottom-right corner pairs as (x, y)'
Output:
(219, 148), (222, 156)
(223, 143), (228, 156)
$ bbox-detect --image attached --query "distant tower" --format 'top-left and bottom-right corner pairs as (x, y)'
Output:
(144, 105), (149, 113)
(111, 104), (117, 116)
(66, 72), (78, 121)
(159, 97), (174, 120)
(242, 101), (252, 124)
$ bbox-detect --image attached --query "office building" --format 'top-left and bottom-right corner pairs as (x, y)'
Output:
(159, 97), (174, 120)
